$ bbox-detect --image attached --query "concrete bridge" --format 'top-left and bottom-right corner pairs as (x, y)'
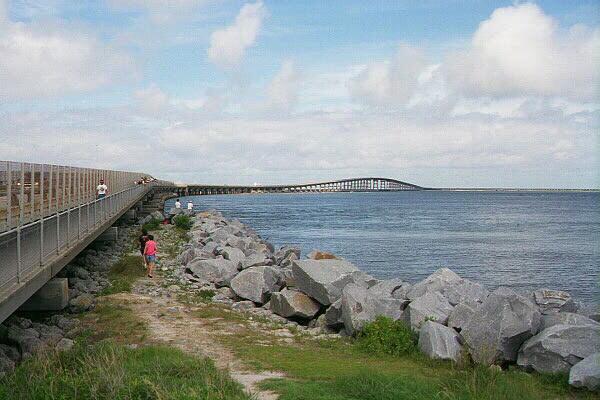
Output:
(0, 160), (423, 323)
(168, 177), (423, 196)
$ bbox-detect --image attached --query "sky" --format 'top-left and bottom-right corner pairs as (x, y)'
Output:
(0, 0), (598, 188)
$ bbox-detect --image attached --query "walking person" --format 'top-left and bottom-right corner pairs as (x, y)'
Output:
(144, 234), (157, 278)
(175, 199), (181, 209)
(187, 200), (194, 211)
(96, 179), (108, 199)
(139, 228), (148, 269)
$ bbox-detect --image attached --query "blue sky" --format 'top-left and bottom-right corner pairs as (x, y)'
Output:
(0, 0), (599, 187)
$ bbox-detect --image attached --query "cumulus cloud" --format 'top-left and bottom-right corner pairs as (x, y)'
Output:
(266, 60), (301, 111)
(207, 1), (266, 68)
(348, 44), (427, 106)
(445, 3), (600, 100)
(0, 2), (135, 99)
(134, 84), (170, 113)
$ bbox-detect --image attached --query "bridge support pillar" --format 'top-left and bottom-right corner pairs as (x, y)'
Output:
(19, 278), (69, 312)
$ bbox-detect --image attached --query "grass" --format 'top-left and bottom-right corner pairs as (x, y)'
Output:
(356, 316), (418, 357)
(78, 300), (148, 344)
(101, 255), (146, 295)
(172, 214), (193, 231)
(0, 342), (251, 400)
(142, 218), (162, 232)
(177, 289), (215, 305)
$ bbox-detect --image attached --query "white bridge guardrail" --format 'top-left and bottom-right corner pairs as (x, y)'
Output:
(0, 161), (168, 301)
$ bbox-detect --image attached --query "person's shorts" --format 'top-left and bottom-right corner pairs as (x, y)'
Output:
(146, 255), (156, 262)
(97, 194), (106, 199)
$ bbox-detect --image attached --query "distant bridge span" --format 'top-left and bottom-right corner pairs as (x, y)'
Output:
(167, 177), (424, 196)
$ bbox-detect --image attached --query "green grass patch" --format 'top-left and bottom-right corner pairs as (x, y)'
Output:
(178, 290), (215, 305)
(142, 218), (162, 232)
(172, 214), (193, 230)
(79, 300), (148, 344)
(101, 255), (146, 295)
(356, 316), (418, 357)
(0, 341), (251, 400)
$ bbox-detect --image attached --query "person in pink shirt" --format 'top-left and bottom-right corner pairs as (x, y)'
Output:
(143, 234), (157, 278)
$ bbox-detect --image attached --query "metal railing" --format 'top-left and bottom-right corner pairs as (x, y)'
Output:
(0, 161), (169, 301)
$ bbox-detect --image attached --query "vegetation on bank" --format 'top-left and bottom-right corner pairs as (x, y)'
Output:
(172, 214), (193, 231)
(101, 255), (146, 295)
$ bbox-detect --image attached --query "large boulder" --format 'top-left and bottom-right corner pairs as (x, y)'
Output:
(540, 312), (600, 330)
(0, 350), (15, 377)
(341, 283), (405, 336)
(447, 301), (477, 332)
(419, 321), (464, 362)
(177, 248), (196, 266)
(402, 292), (454, 331)
(220, 247), (246, 269)
(241, 252), (271, 270)
(69, 293), (95, 313)
(229, 266), (283, 304)
(325, 298), (343, 327)
(7, 325), (44, 355)
(517, 324), (600, 373)
(150, 211), (164, 221)
(441, 279), (489, 306)
(270, 288), (321, 319)
(532, 289), (577, 314)
(292, 259), (362, 306)
(368, 278), (409, 299)
(569, 353), (600, 391)
(461, 287), (541, 365)
(406, 268), (461, 300)
(186, 258), (238, 287)
(274, 246), (301, 265)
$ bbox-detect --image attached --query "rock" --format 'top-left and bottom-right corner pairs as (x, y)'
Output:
(0, 344), (20, 363)
(406, 268), (461, 300)
(569, 353), (600, 391)
(229, 266), (283, 304)
(6, 316), (32, 329)
(292, 259), (361, 306)
(177, 248), (197, 266)
(35, 324), (64, 346)
(270, 288), (321, 320)
(216, 286), (236, 299)
(0, 350), (15, 376)
(280, 253), (299, 269)
(418, 321), (464, 362)
(368, 278), (408, 299)
(241, 252), (271, 270)
(220, 247), (246, 269)
(307, 250), (338, 260)
(325, 298), (343, 327)
(202, 241), (220, 255)
(532, 289), (577, 314)
(447, 301), (477, 332)
(341, 283), (406, 336)
(150, 210), (164, 221)
(517, 324), (600, 373)
(232, 301), (256, 312)
(69, 293), (95, 313)
(403, 292), (454, 331)
(274, 246), (301, 265)
(589, 313), (600, 323)
(461, 287), (541, 365)
(540, 312), (600, 330)
(441, 279), (489, 306)
(186, 258), (238, 287)
(7, 325), (43, 355)
(280, 267), (296, 287)
(55, 338), (75, 352)
(72, 266), (90, 280)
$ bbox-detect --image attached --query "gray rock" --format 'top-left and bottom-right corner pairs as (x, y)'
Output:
(177, 248), (197, 266)
(403, 291), (454, 331)
(532, 289), (578, 314)
(274, 246), (301, 265)
(325, 298), (343, 327)
(186, 258), (238, 287)
(589, 313), (600, 323)
(540, 313), (600, 330)
(419, 321), (464, 362)
(202, 241), (220, 255)
(241, 252), (271, 269)
(280, 267), (296, 287)
(231, 301), (256, 312)
(72, 266), (90, 280)
(569, 353), (600, 391)
(0, 350), (15, 376)
(341, 283), (406, 336)
(69, 293), (95, 313)
(150, 210), (164, 221)
(35, 324), (64, 346)
(461, 287), (541, 365)
(292, 259), (361, 306)
(7, 325), (43, 354)
(220, 247), (246, 269)
(270, 288), (321, 320)
(229, 266), (283, 304)
(517, 324), (600, 373)
(55, 338), (75, 352)
(280, 253), (299, 269)
(447, 301), (477, 332)
(368, 278), (408, 298)
(407, 268), (462, 300)
(0, 344), (20, 363)
(441, 279), (489, 306)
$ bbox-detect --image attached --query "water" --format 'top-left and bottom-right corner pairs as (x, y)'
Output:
(165, 191), (600, 305)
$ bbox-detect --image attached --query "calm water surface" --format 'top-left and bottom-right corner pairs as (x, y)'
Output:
(165, 191), (599, 304)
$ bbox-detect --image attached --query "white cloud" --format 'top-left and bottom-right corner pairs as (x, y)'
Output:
(445, 3), (600, 100)
(107, 0), (213, 24)
(348, 43), (427, 106)
(0, 3), (135, 99)
(134, 84), (169, 113)
(266, 60), (301, 111)
(207, 1), (266, 69)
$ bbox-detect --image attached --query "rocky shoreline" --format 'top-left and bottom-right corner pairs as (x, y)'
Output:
(168, 209), (599, 391)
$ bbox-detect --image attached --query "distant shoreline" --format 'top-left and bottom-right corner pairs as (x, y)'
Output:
(426, 188), (600, 192)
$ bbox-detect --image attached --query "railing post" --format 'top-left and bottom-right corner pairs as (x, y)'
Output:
(40, 164), (44, 266)
(6, 162), (11, 228)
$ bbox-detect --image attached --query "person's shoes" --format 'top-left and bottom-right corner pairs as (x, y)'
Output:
(147, 274), (153, 278)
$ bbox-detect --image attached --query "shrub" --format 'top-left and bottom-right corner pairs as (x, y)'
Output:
(356, 316), (418, 357)
(142, 218), (161, 232)
(173, 214), (193, 230)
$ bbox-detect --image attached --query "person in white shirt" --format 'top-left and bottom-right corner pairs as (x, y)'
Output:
(187, 200), (193, 210)
(174, 199), (181, 209)
(96, 179), (108, 199)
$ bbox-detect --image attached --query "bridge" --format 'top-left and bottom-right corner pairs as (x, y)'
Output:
(170, 177), (423, 196)
(0, 160), (423, 323)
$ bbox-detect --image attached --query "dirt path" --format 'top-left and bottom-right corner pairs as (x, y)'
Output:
(107, 276), (283, 400)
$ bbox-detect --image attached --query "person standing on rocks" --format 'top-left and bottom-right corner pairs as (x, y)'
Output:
(187, 200), (194, 211)
(144, 234), (157, 278)
(139, 228), (149, 269)
(175, 199), (181, 209)
(96, 179), (108, 199)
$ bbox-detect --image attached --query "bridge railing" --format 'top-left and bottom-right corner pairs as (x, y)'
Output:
(0, 161), (166, 301)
